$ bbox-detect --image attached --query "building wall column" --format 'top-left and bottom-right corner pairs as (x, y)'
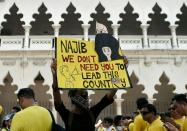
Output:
(169, 25), (178, 48)
(141, 24), (149, 48)
(82, 24), (90, 41)
(148, 98), (156, 104)
(115, 98), (124, 115)
(52, 24), (61, 37)
(23, 25), (31, 48)
(112, 24), (120, 40)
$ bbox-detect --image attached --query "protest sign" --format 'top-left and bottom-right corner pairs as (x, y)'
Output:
(55, 37), (131, 89)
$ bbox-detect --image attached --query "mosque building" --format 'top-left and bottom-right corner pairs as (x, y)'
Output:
(0, 0), (187, 123)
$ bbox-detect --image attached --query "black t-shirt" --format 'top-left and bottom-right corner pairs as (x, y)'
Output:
(55, 95), (114, 131)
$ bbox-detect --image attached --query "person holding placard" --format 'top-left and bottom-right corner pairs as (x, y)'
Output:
(51, 59), (117, 131)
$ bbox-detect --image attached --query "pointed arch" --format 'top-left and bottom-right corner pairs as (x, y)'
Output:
(147, 3), (170, 35)
(122, 71), (147, 114)
(153, 72), (175, 112)
(118, 2), (142, 35)
(88, 3), (113, 35)
(28, 71), (52, 109)
(59, 2), (83, 35)
(176, 4), (187, 35)
(1, 3), (25, 35)
(30, 3), (54, 35)
(0, 72), (18, 113)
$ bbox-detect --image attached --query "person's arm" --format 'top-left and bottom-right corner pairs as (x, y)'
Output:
(164, 122), (179, 131)
(51, 59), (62, 106)
(164, 117), (181, 130)
(51, 59), (70, 125)
(91, 90), (117, 118)
(106, 89), (117, 100)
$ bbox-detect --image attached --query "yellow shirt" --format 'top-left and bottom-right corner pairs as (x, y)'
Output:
(183, 116), (187, 131)
(144, 117), (166, 131)
(0, 104), (3, 114)
(174, 116), (185, 131)
(129, 122), (134, 131)
(97, 127), (105, 131)
(111, 127), (116, 131)
(11, 105), (52, 131)
(133, 114), (147, 131)
(1, 128), (8, 131)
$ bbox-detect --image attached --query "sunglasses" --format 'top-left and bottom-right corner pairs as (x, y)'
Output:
(141, 111), (150, 115)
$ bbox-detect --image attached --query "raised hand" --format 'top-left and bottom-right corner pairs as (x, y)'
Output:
(123, 56), (129, 68)
(164, 122), (179, 131)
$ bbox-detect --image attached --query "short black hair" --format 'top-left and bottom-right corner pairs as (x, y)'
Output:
(173, 94), (187, 103)
(17, 88), (35, 99)
(136, 97), (148, 110)
(122, 115), (132, 120)
(113, 115), (122, 126)
(144, 104), (157, 115)
(103, 117), (113, 125)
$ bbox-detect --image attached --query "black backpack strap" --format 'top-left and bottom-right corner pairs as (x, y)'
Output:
(47, 109), (56, 124)
(48, 109), (66, 131)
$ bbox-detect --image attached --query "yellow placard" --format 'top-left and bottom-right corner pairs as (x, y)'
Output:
(56, 38), (131, 89)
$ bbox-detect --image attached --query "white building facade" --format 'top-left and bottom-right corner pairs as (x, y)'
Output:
(0, 0), (187, 120)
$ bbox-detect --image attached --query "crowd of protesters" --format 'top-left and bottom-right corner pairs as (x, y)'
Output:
(94, 95), (187, 131)
(1, 90), (187, 131)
